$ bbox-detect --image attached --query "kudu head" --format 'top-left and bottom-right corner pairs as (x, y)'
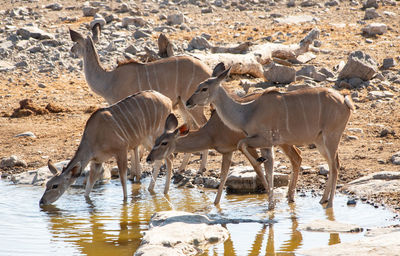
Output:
(186, 67), (231, 109)
(69, 23), (101, 57)
(146, 114), (189, 164)
(39, 160), (81, 205)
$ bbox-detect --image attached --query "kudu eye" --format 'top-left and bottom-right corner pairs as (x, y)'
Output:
(52, 184), (59, 189)
(201, 87), (208, 92)
(161, 142), (168, 146)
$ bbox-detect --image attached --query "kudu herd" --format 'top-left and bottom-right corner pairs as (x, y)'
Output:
(40, 25), (354, 210)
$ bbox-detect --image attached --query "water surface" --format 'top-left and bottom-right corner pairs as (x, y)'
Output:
(0, 178), (397, 256)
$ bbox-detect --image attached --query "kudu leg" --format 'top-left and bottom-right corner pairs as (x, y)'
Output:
(238, 135), (274, 210)
(130, 147), (142, 182)
(242, 148), (270, 194)
(315, 134), (341, 208)
(280, 145), (302, 203)
(116, 153), (128, 200)
(148, 160), (163, 191)
(164, 156), (173, 194)
(85, 162), (103, 198)
(260, 148), (275, 210)
(177, 153), (191, 173)
(214, 152), (233, 205)
(187, 106), (208, 172)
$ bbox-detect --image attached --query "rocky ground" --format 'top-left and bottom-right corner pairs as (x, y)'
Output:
(0, 0), (399, 212)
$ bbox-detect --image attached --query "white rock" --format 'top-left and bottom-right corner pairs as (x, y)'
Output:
(344, 171), (400, 198)
(362, 23), (387, 36)
(299, 231), (400, 256)
(264, 63), (296, 84)
(318, 164), (329, 175)
(225, 165), (289, 193)
(167, 13), (184, 25)
(274, 15), (316, 24)
(391, 151), (400, 165)
(339, 51), (377, 81)
(135, 211), (228, 256)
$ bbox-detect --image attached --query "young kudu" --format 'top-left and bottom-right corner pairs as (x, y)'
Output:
(39, 90), (172, 205)
(186, 68), (354, 209)
(146, 111), (302, 206)
(69, 24), (214, 177)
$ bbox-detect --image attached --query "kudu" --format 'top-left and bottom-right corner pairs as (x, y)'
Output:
(186, 68), (354, 209)
(69, 24), (215, 176)
(39, 90), (173, 205)
(146, 110), (302, 206)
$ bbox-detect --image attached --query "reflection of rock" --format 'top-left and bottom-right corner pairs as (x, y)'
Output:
(135, 211), (228, 256)
(299, 230), (400, 256)
(225, 166), (289, 194)
(299, 219), (363, 233)
(343, 171), (400, 198)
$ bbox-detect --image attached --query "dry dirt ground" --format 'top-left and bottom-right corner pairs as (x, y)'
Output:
(0, 1), (399, 211)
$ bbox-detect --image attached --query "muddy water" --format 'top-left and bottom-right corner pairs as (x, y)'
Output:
(0, 178), (398, 256)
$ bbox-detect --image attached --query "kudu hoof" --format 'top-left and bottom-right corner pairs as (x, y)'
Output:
(257, 157), (266, 163)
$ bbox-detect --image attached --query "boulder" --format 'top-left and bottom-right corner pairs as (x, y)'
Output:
(343, 171), (400, 198)
(264, 63), (296, 84)
(225, 165), (289, 194)
(167, 13), (184, 25)
(362, 0), (379, 9)
(188, 36), (212, 50)
(16, 26), (55, 40)
(0, 155), (27, 168)
(381, 58), (397, 70)
(296, 65), (327, 82)
(364, 8), (380, 20)
(135, 211), (229, 256)
(121, 16), (147, 28)
(338, 51), (377, 81)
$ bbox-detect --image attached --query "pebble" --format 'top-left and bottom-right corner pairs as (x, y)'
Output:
(391, 152), (400, 165)
(347, 198), (357, 205)
(318, 164), (329, 176)
(15, 131), (36, 138)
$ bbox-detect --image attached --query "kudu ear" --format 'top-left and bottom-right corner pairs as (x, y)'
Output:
(165, 114), (178, 132)
(212, 62), (226, 77)
(69, 28), (84, 44)
(91, 23), (101, 43)
(175, 124), (189, 137)
(216, 67), (231, 82)
(47, 160), (60, 176)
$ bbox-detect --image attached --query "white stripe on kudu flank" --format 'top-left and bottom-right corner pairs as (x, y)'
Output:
(120, 101), (139, 140)
(115, 104), (135, 142)
(108, 108), (130, 142)
(317, 92), (322, 126)
(102, 113), (126, 143)
(114, 105), (132, 142)
(131, 97), (145, 137)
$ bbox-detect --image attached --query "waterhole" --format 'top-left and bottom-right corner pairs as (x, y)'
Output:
(0, 178), (397, 255)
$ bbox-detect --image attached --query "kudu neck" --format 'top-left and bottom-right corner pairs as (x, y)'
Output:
(213, 86), (249, 132)
(83, 39), (111, 98)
